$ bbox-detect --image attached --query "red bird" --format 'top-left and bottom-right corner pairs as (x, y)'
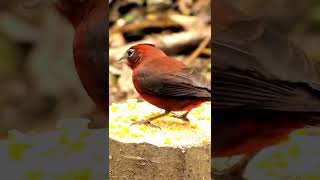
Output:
(119, 44), (211, 126)
(213, 0), (320, 178)
(55, 0), (107, 114)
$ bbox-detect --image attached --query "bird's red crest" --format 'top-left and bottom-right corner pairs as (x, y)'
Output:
(139, 43), (156, 47)
(131, 43), (156, 50)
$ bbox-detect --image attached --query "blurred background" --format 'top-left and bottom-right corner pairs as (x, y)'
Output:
(0, 1), (107, 179)
(0, 1), (101, 137)
(233, 0), (320, 61)
(108, 0), (211, 104)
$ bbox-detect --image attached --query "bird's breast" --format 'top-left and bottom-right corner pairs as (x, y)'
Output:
(72, 8), (107, 112)
(138, 93), (205, 111)
(213, 111), (308, 157)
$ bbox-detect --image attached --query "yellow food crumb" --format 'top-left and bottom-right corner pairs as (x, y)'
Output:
(167, 113), (173, 117)
(192, 109), (202, 115)
(116, 127), (130, 137)
(127, 99), (138, 110)
(114, 116), (123, 122)
(130, 133), (143, 138)
(130, 114), (139, 121)
(202, 138), (209, 143)
(164, 138), (172, 144)
(150, 129), (158, 134)
(191, 124), (198, 129)
(139, 125), (148, 132)
(109, 124), (116, 129)
(110, 104), (118, 113)
(109, 99), (211, 146)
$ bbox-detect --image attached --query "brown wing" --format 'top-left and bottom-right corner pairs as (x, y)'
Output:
(213, 14), (320, 112)
(135, 67), (211, 100)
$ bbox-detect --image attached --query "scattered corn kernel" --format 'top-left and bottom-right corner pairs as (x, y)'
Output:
(109, 99), (211, 147)
(127, 99), (138, 110)
(130, 114), (138, 121)
(164, 138), (172, 144)
(139, 125), (148, 132)
(150, 129), (158, 134)
(116, 127), (130, 138)
(130, 133), (139, 138)
(191, 124), (198, 129)
(111, 104), (118, 112)
(109, 124), (116, 129)
(202, 138), (209, 143)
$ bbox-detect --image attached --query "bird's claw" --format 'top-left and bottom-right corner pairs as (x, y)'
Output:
(131, 120), (161, 129)
(172, 113), (190, 122)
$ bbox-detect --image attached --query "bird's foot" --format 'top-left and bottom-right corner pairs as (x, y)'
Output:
(172, 113), (190, 122)
(131, 110), (171, 129)
(131, 119), (161, 129)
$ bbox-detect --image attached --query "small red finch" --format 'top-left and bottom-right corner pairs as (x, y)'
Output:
(55, 0), (107, 114)
(119, 43), (211, 126)
(213, 0), (320, 178)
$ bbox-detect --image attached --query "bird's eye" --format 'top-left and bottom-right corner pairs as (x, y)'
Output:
(127, 49), (134, 58)
(125, 48), (141, 63)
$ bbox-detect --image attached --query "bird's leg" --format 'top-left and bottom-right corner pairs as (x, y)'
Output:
(212, 153), (257, 180)
(172, 110), (191, 122)
(131, 110), (171, 128)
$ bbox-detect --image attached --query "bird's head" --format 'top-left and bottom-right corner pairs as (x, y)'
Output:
(55, 0), (106, 28)
(119, 43), (166, 70)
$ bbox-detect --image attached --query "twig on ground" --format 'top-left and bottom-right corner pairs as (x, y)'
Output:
(109, 26), (210, 60)
(201, 48), (211, 57)
(185, 35), (211, 65)
(109, 18), (180, 36)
